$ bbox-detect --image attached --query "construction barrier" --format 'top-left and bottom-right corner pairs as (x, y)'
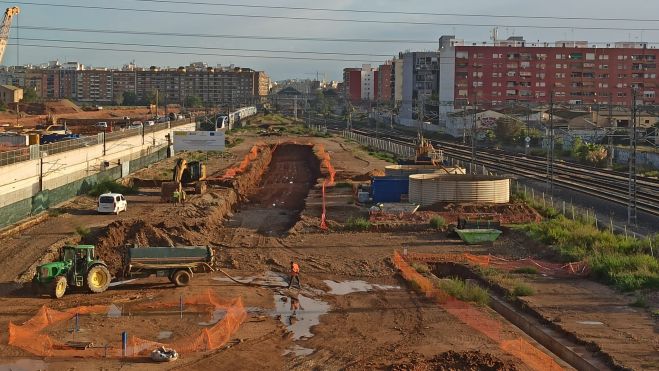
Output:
(8, 290), (246, 358)
(221, 144), (265, 179)
(404, 251), (589, 277)
(393, 252), (564, 371)
(314, 144), (336, 230)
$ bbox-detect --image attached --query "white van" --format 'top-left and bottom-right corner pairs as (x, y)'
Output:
(97, 193), (127, 214)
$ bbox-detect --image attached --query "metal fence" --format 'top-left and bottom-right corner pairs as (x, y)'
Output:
(0, 119), (193, 168)
(342, 130), (415, 158)
(0, 146), (31, 167)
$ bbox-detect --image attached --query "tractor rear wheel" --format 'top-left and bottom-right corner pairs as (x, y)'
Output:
(52, 276), (67, 299)
(172, 270), (191, 287)
(87, 265), (111, 293)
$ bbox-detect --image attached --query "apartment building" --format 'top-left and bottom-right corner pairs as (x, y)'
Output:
(2, 63), (270, 107)
(377, 62), (393, 103)
(442, 36), (658, 108)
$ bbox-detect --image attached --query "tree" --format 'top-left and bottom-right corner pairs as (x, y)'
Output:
(144, 91), (163, 105)
(21, 87), (38, 103)
(122, 91), (138, 106)
(185, 95), (203, 108)
(493, 116), (524, 145)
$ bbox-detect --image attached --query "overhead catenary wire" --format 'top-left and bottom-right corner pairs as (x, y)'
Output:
(11, 26), (659, 46)
(3, 43), (383, 62)
(103, 0), (659, 23)
(7, 1), (659, 31)
(8, 37), (396, 57)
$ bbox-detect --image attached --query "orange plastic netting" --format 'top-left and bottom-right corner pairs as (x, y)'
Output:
(221, 144), (265, 179)
(393, 251), (564, 371)
(8, 290), (246, 358)
(314, 144), (336, 230)
(405, 251), (589, 277)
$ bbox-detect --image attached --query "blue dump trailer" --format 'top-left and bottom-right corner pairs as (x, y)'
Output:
(40, 133), (81, 145)
(371, 176), (409, 203)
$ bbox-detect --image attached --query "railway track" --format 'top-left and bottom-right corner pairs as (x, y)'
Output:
(321, 121), (659, 217)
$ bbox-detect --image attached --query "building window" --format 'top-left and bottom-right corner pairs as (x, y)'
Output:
(586, 53), (596, 60)
(599, 55), (609, 60)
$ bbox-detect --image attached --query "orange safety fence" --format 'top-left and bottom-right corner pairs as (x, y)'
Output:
(221, 144), (265, 179)
(393, 251), (564, 371)
(405, 251), (589, 277)
(314, 144), (336, 230)
(8, 290), (247, 358)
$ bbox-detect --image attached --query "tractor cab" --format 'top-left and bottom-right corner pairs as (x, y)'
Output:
(33, 244), (111, 299)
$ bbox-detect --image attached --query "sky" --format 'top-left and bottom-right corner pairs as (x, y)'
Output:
(2, 0), (659, 81)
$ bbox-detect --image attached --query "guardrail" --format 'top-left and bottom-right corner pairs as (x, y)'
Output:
(342, 130), (415, 158)
(0, 119), (193, 167)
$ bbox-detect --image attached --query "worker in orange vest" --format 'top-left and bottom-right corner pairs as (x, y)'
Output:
(288, 261), (301, 289)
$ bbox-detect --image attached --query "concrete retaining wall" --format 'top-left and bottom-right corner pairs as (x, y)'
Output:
(613, 147), (659, 168)
(0, 122), (193, 229)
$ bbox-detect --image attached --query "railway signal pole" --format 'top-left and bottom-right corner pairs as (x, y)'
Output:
(628, 89), (638, 226)
(546, 92), (555, 196)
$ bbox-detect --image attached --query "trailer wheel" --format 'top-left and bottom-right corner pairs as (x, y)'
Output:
(87, 265), (111, 293)
(172, 270), (191, 287)
(52, 276), (67, 299)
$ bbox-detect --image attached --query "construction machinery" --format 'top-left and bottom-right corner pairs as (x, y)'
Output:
(399, 133), (444, 166)
(160, 158), (207, 202)
(0, 6), (19, 64)
(32, 245), (111, 299)
(123, 245), (215, 286)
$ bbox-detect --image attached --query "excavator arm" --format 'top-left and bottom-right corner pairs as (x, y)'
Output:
(0, 7), (20, 65)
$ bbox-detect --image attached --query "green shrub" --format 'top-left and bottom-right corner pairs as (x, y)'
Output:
(48, 209), (63, 217)
(511, 267), (539, 275)
(411, 262), (430, 274)
(345, 216), (371, 231)
(589, 254), (659, 291)
(629, 295), (648, 308)
(512, 284), (535, 297)
(429, 216), (446, 230)
(438, 278), (490, 306)
(75, 225), (91, 238)
(88, 179), (137, 197)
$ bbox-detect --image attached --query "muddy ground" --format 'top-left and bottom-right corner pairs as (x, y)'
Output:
(0, 125), (655, 371)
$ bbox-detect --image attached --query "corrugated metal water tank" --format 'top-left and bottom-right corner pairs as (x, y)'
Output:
(385, 165), (466, 177)
(371, 176), (409, 203)
(409, 174), (510, 206)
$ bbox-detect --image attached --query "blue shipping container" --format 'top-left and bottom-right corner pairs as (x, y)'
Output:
(371, 176), (409, 203)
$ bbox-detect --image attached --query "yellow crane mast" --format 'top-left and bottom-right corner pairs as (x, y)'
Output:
(0, 6), (19, 64)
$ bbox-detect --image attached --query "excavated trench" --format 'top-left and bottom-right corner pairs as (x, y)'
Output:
(79, 143), (323, 277)
(432, 263), (616, 371)
(225, 144), (321, 236)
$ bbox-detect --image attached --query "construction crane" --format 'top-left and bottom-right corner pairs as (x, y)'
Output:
(0, 6), (19, 64)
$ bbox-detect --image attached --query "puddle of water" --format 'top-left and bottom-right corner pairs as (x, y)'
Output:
(323, 280), (400, 295)
(282, 345), (314, 357)
(158, 331), (173, 340)
(198, 309), (227, 326)
(107, 304), (122, 318)
(576, 321), (604, 325)
(0, 359), (47, 371)
(108, 279), (137, 287)
(273, 294), (330, 340)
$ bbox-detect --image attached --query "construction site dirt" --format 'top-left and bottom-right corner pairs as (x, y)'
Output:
(0, 126), (656, 371)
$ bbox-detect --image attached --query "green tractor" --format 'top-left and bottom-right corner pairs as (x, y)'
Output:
(33, 245), (112, 299)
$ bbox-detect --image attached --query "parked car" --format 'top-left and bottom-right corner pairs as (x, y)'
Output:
(145, 120), (155, 126)
(97, 193), (127, 215)
(94, 122), (108, 128)
(129, 121), (143, 129)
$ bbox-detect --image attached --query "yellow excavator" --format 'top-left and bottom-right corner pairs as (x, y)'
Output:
(399, 133), (444, 166)
(160, 158), (207, 202)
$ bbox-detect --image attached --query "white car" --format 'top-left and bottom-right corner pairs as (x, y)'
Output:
(94, 122), (108, 128)
(129, 121), (143, 130)
(145, 120), (155, 126)
(97, 193), (127, 214)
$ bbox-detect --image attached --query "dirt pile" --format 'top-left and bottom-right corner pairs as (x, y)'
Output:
(351, 169), (385, 181)
(90, 147), (273, 276)
(389, 351), (519, 371)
